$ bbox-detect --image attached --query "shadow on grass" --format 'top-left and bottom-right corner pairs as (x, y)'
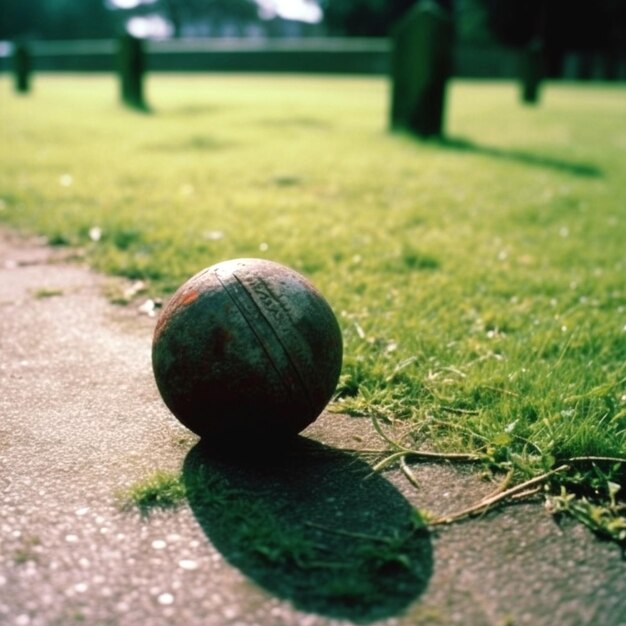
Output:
(148, 135), (236, 152)
(166, 104), (223, 118)
(123, 100), (152, 115)
(183, 437), (432, 623)
(257, 116), (333, 130)
(428, 135), (603, 178)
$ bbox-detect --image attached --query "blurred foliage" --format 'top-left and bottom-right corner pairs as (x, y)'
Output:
(481, 0), (626, 78)
(2, 0), (624, 50)
(320, 0), (418, 36)
(0, 0), (116, 40)
(483, 0), (625, 51)
(0, 0), (260, 41)
(321, 0), (625, 54)
(157, 0), (260, 38)
(456, 0), (494, 45)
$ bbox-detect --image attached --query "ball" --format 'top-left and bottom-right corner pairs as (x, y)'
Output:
(152, 258), (343, 442)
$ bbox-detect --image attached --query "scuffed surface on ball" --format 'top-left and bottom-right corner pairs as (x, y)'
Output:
(152, 259), (343, 441)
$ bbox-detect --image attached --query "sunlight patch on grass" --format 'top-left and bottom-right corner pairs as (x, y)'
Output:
(2, 76), (625, 531)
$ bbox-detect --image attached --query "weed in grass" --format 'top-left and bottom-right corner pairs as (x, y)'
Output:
(110, 228), (144, 251)
(118, 470), (186, 516)
(47, 233), (71, 247)
(32, 288), (63, 299)
(546, 461), (626, 548)
(549, 488), (626, 544)
(14, 535), (41, 565)
(2, 75), (625, 541)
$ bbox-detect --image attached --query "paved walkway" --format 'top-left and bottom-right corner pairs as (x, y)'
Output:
(0, 228), (624, 626)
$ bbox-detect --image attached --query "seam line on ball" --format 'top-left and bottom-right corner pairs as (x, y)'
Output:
(215, 271), (312, 412)
(233, 273), (314, 412)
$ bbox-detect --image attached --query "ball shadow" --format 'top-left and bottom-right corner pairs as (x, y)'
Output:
(183, 437), (432, 623)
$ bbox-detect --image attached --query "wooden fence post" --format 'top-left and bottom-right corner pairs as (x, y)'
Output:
(118, 34), (147, 111)
(520, 39), (543, 104)
(390, 1), (453, 138)
(13, 42), (32, 94)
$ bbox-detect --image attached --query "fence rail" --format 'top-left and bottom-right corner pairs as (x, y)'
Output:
(0, 37), (525, 77)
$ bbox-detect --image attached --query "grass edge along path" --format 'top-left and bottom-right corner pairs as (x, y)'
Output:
(366, 414), (626, 549)
(2, 75), (625, 548)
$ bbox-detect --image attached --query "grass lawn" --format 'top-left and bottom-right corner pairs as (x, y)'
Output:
(1, 74), (625, 539)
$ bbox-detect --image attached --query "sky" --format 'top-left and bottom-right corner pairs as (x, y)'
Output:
(111, 0), (322, 24)
(257, 0), (322, 23)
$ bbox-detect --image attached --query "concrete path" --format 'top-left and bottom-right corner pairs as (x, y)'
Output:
(0, 228), (624, 626)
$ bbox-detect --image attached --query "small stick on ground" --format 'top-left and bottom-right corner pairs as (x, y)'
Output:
(369, 414), (483, 474)
(510, 486), (542, 500)
(567, 456), (626, 465)
(371, 448), (483, 474)
(430, 464), (570, 526)
(480, 469), (514, 502)
(400, 455), (420, 489)
(440, 406), (480, 416)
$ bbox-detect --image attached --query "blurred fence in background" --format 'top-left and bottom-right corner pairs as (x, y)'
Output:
(0, 38), (523, 78)
(1, 38), (621, 79)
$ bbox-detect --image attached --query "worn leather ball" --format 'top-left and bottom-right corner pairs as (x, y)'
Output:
(152, 258), (343, 441)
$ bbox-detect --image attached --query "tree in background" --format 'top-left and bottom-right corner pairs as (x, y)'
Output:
(44, 0), (117, 39)
(157, 0), (259, 38)
(0, 0), (45, 40)
(0, 0), (116, 40)
(320, 0), (418, 37)
(483, 0), (625, 78)
(0, 0), (260, 41)
(455, 0), (493, 45)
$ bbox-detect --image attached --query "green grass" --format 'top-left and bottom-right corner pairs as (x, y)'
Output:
(118, 470), (186, 516)
(2, 74), (625, 537)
